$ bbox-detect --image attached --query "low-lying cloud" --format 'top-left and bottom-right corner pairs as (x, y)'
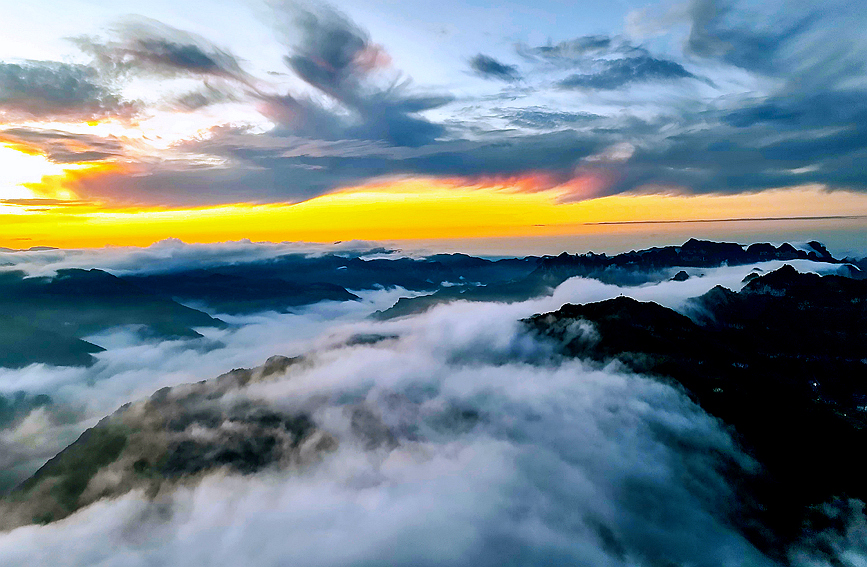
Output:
(0, 248), (860, 565)
(0, 238), (397, 277)
(0, 284), (762, 566)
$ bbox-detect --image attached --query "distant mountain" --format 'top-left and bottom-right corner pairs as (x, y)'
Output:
(121, 252), (538, 314)
(375, 239), (843, 319)
(0, 393), (53, 431)
(0, 269), (224, 368)
(123, 271), (360, 314)
(843, 255), (867, 279)
(0, 314), (103, 368)
(0, 240), (852, 368)
(525, 266), (867, 561)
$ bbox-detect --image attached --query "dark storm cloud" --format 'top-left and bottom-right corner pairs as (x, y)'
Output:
(74, 18), (252, 84)
(558, 55), (694, 90)
(469, 54), (521, 82)
(0, 128), (123, 163)
(0, 62), (131, 121)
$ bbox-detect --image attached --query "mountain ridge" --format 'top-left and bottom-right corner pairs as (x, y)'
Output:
(374, 238), (849, 319)
(0, 268), (226, 368)
(525, 265), (867, 562)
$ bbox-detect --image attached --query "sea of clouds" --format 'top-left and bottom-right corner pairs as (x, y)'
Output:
(0, 238), (413, 277)
(0, 245), (860, 566)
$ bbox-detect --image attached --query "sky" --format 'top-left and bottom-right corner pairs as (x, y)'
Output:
(1, 0), (866, 250)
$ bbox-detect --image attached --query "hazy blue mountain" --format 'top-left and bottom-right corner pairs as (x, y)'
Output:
(123, 271), (360, 314)
(375, 239), (842, 319)
(0, 314), (104, 368)
(0, 269), (224, 367)
(0, 240), (851, 368)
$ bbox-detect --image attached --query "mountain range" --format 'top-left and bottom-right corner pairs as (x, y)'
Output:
(1, 239), (859, 369)
(1, 239), (866, 565)
(525, 265), (867, 562)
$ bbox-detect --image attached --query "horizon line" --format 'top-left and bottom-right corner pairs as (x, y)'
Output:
(582, 215), (867, 226)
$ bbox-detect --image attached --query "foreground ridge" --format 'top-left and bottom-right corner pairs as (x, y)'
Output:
(0, 356), (336, 530)
(526, 265), (867, 561)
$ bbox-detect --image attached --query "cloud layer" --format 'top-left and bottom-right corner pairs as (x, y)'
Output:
(0, 0), (865, 207)
(0, 62), (132, 121)
(0, 272), (766, 565)
(0, 243), (860, 565)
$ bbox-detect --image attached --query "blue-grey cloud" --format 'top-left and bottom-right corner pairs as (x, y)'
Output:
(262, 1), (452, 147)
(66, 128), (606, 206)
(685, 0), (815, 75)
(170, 84), (241, 112)
(558, 55), (694, 90)
(0, 62), (131, 121)
(496, 107), (600, 129)
(0, 20), (252, 123)
(74, 18), (252, 84)
(516, 34), (697, 91)
(685, 0), (865, 92)
(595, 0), (867, 195)
(0, 127), (124, 163)
(469, 54), (520, 82)
(517, 35), (614, 66)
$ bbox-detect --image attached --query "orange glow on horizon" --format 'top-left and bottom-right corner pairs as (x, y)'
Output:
(1, 137), (865, 249)
(2, 177), (867, 249)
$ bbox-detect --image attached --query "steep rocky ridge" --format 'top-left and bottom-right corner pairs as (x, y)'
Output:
(525, 266), (867, 562)
(0, 356), (337, 530)
(375, 239), (845, 319)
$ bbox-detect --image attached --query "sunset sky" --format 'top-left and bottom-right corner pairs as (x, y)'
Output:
(1, 0), (866, 250)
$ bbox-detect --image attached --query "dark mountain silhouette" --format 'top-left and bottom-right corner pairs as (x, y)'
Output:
(123, 271), (360, 314)
(0, 355), (371, 530)
(0, 269), (224, 367)
(0, 314), (104, 368)
(525, 266), (867, 562)
(375, 239), (843, 319)
(119, 253), (537, 314)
